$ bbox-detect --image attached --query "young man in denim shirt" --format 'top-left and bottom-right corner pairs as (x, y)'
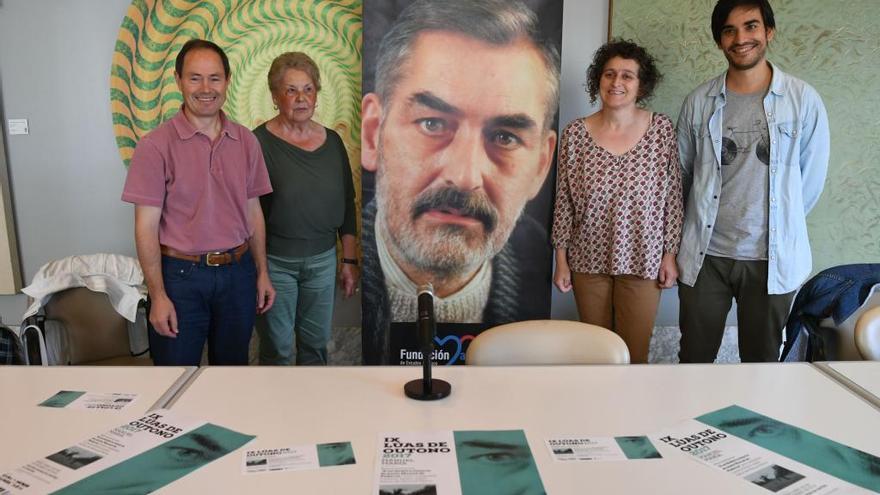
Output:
(676, 0), (830, 362)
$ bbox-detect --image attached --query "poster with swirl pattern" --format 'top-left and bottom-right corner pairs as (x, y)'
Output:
(110, 0), (362, 195)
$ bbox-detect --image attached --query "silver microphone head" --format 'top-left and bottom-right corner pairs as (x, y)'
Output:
(418, 283), (434, 298)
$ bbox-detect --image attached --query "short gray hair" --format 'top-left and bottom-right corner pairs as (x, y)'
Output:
(374, 0), (560, 129)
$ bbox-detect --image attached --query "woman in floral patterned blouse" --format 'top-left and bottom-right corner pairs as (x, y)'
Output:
(551, 40), (683, 363)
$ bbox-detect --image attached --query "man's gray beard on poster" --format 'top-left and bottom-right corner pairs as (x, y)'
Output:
(374, 167), (524, 282)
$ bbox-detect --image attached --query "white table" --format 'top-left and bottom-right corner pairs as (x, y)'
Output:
(817, 361), (880, 410)
(0, 366), (193, 471)
(163, 364), (880, 494)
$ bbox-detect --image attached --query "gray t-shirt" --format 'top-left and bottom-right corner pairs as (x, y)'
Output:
(707, 90), (769, 260)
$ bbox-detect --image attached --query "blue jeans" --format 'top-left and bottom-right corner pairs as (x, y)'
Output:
(256, 248), (336, 365)
(149, 250), (257, 366)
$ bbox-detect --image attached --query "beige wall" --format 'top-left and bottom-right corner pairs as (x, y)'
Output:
(0, 119), (21, 295)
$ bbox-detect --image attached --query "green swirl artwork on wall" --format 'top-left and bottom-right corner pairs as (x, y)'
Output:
(612, 0), (880, 272)
(110, 0), (362, 188)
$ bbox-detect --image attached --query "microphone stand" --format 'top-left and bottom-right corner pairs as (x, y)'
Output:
(404, 284), (451, 400)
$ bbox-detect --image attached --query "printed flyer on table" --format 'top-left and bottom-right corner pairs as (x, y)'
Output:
(545, 435), (662, 462)
(243, 441), (356, 474)
(375, 430), (545, 495)
(653, 405), (880, 494)
(0, 409), (253, 494)
(38, 391), (138, 411)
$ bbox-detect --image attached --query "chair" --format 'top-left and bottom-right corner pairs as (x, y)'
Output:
(23, 287), (151, 365)
(813, 284), (880, 361)
(19, 253), (150, 365)
(466, 320), (630, 365)
(0, 324), (25, 364)
(781, 264), (880, 362)
(855, 306), (880, 360)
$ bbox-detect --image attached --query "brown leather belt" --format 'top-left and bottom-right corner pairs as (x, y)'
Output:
(160, 243), (249, 266)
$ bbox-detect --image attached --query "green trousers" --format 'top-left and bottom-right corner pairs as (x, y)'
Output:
(678, 255), (795, 363)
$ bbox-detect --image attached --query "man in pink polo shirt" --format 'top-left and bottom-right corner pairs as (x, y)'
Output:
(122, 39), (275, 365)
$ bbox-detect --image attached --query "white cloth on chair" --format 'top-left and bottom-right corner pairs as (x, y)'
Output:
(22, 253), (146, 322)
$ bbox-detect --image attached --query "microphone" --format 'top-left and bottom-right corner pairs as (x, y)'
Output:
(417, 284), (436, 362)
(404, 283), (451, 400)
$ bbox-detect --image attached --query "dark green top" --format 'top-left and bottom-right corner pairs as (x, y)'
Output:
(254, 124), (357, 258)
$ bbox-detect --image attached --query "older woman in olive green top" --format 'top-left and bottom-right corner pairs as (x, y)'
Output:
(254, 52), (357, 365)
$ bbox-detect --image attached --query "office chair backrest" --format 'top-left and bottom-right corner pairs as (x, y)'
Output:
(855, 306), (880, 361)
(44, 287), (133, 365)
(466, 320), (630, 365)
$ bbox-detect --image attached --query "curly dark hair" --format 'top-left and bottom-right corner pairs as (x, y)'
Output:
(586, 39), (662, 105)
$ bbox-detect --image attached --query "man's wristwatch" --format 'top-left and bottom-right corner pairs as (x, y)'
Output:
(341, 258), (358, 266)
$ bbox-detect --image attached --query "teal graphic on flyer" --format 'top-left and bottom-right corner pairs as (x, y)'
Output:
(453, 430), (545, 495)
(39, 391), (86, 408)
(51, 423), (254, 494)
(698, 405), (880, 492)
(615, 436), (662, 460)
(317, 442), (356, 467)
